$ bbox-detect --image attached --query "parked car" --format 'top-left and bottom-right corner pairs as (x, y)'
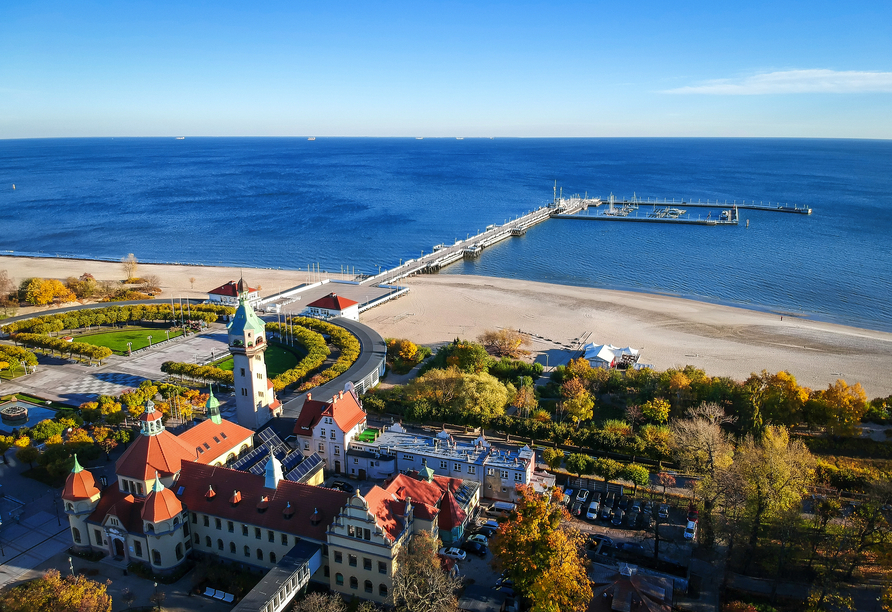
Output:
(587, 534), (615, 549)
(570, 501), (584, 517)
(684, 520), (698, 540)
(612, 509), (625, 526)
(687, 505), (700, 523)
(494, 586), (516, 598)
(475, 526), (497, 538)
(641, 512), (654, 529)
(618, 496), (631, 511)
(329, 481), (352, 492)
(657, 503), (670, 520)
(626, 509), (640, 527)
(604, 492), (615, 509)
(585, 500), (601, 520)
(642, 501), (653, 516)
(600, 502), (613, 520)
(630, 499), (642, 512)
(438, 547), (467, 561)
(591, 491), (602, 504)
(563, 488), (575, 505)
(576, 489), (590, 503)
(496, 576), (514, 588)
(460, 541), (487, 558)
(467, 534), (488, 545)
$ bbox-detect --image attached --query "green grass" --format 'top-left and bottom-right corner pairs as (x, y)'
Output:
(75, 327), (184, 354)
(214, 343), (305, 378)
(6, 393), (75, 410)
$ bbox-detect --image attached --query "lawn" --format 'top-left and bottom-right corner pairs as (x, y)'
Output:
(75, 327), (184, 354)
(214, 343), (305, 378)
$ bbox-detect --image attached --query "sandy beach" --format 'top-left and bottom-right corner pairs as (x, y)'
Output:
(3, 255), (891, 397)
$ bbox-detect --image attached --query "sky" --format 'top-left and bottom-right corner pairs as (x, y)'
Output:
(1, 0), (890, 138)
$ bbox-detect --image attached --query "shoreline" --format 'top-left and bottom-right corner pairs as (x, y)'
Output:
(2, 254), (891, 396)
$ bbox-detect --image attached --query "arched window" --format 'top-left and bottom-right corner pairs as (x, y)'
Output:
(175, 544), (183, 560)
(72, 528), (81, 544)
(379, 584), (388, 597)
(226, 453), (236, 464)
(205, 536), (212, 547)
(257, 548), (263, 560)
(269, 552), (277, 563)
(244, 545), (250, 557)
(230, 542), (236, 553)
(350, 576), (358, 589)
(217, 539), (223, 550)
(364, 580), (373, 593)
(173, 517), (179, 526)
(335, 573), (344, 586)
(239, 444), (249, 457)
(67, 503), (74, 512)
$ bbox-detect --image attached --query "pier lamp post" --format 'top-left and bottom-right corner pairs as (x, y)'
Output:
(127, 342), (132, 356)
(147, 335), (153, 348)
(165, 330), (170, 342)
(69, 556), (75, 576)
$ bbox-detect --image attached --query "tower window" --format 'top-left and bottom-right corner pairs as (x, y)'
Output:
(240, 368), (245, 377)
(242, 389), (248, 396)
(72, 528), (81, 544)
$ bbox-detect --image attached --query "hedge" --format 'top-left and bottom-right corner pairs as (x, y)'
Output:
(14, 332), (113, 363)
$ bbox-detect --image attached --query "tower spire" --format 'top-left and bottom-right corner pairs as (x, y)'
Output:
(264, 450), (283, 489)
(206, 384), (222, 425)
(71, 453), (84, 473)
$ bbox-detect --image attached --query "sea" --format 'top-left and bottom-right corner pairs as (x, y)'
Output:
(1, 138), (891, 332)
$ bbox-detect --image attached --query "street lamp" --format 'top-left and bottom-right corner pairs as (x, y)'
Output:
(126, 342), (132, 356)
(147, 335), (152, 348)
(69, 556), (74, 576)
(165, 330), (169, 342)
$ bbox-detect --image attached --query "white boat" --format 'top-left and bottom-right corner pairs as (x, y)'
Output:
(456, 137), (464, 140)
(416, 137), (424, 140)
(175, 137), (185, 140)
(308, 137), (316, 141)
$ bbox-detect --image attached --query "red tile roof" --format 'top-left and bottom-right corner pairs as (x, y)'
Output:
(142, 485), (183, 523)
(175, 463), (349, 541)
(209, 281), (257, 297)
(178, 419), (254, 465)
(293, 391), (365, 436)
(87, 488), (145, 535)
(306, 293), (358, 311)
(437, 489), (466, 530)
(63, 469), (100, 501)
(115, 430), (198, 480)
(362, 487), (407, 541)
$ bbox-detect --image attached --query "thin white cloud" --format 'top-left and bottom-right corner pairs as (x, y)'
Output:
(663, 69), (892, 95)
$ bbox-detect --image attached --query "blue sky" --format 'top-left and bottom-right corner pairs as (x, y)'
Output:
(1, 0), (890, 138)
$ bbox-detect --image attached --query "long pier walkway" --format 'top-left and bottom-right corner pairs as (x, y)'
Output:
(602, 197), (812, 215)
(358, 196), (598, 286)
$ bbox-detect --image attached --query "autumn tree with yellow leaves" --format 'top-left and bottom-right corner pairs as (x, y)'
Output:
(0, 569), (112, 612)
(491, 485), (591, 612)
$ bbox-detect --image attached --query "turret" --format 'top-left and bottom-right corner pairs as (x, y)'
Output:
(264, 450), (283, 490)
(62, 454), (101, 551)
(206, 384), (222, 425)
(139, 398), (165, 436)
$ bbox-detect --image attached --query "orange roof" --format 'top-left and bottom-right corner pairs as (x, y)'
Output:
(116, 429), (197, 480)
(179, 419), (254, 464)
(362, 487), (407, 541)
(437, 489), (466, 530)
(175, 463), (349, 541)
(294, 390), (365, 436)
(62, 463), (100, 501)
(87, 488), (145, 535)
(306, 293), (358, 311)
(142, 481), (183, 523)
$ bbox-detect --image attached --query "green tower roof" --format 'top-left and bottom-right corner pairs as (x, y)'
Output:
(206, 385), (222, 425)
(227, 285), (266, 338)
(71, 453), (84, 473)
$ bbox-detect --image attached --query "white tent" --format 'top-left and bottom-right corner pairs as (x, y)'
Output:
(582, 343), (640, 369)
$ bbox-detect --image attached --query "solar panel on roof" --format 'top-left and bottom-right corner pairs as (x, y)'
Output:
(285, 453), (323, 482)
(230, 445), (266, 471)
(257, 428), (285, 447)
(281, 452), (304, 472)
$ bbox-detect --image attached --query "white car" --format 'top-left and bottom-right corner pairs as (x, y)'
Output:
(684, 520), (698, 540)
(438, 547), (467, 561)
(467, 534), (489, 545)
(585, 500), (600, 520)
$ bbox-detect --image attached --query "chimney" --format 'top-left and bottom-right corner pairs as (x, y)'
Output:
(310, 508), (321, 526)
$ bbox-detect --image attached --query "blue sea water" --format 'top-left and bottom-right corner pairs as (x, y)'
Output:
(1, 138), (891, 331)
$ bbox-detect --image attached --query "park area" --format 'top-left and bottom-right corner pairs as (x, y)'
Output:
(74, 326), (184, 354)
(213, 342), (306, 378)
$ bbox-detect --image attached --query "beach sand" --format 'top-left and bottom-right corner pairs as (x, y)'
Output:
(3, 255), (891, 396)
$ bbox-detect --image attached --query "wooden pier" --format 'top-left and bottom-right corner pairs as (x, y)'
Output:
(598, 197), (812, 215)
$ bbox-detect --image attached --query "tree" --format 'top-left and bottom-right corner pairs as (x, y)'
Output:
(511, 383), (538, 418)
(743, 370), (809, 431)
(657, 472), (676, 500)
(566, 453), (594, 478)
(542, 447), (564, 471)
(121, 253), (138, 280)
(491, 486), (591, 612)
(810, 379), (868, 435)
(0, 434), (13, 464)
(478, 329), (530, 358)
(0, 569), (112, 612)
(16, 444), (40, 469)
(293, 592), (347, 612)
(392, 531), (460, 612)
(734, 425), (815, 571)
(622, 464), (650, 495)
(398, 339), (418, 362)
(641, 398), (671, 423)
(592, 457), (623, 486)
(21, 278), (76, 306)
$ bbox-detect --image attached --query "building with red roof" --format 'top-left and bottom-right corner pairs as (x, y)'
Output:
(207, 279), (261, 307)
(304, 293), (360, 321)
(294, 389), (367, 473)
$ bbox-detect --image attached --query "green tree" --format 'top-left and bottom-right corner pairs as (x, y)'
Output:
(622, 464), (650, 495)
(542, 447), (564, 471)
(16, 445), (40, 469)
(592, 457), (623, 486)
(641, 398), (671, 423)
(566, 453), (594, 478)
